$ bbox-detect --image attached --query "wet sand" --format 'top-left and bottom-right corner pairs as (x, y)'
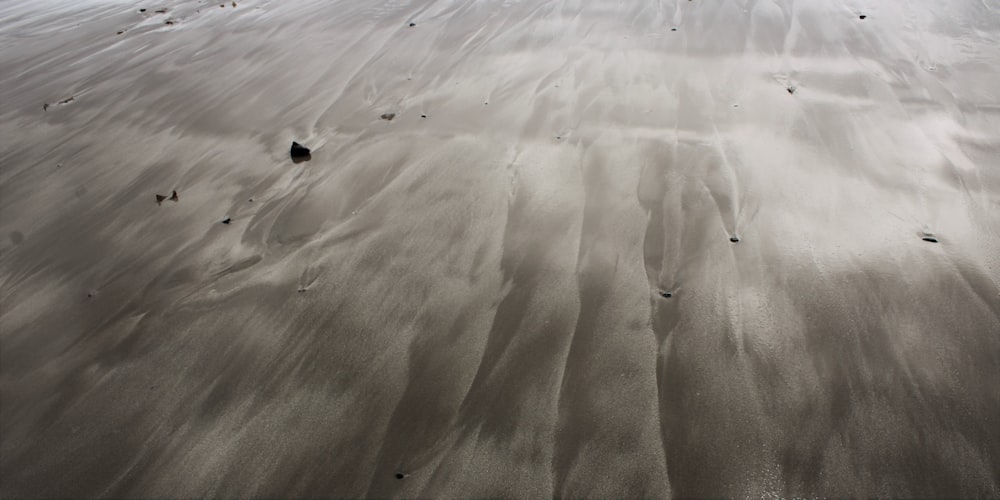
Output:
(1, 0), (999, 497)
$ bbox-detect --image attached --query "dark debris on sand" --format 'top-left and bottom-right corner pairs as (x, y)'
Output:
(290, 141), (312, 163)
(380, 113), (396, 121)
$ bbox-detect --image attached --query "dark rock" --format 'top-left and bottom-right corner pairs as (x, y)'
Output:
(290, 141), (312, 163)
(660, 291), (673, 298)
(730, 236), (740, 243)
(43, 103), (49, 111)
(859, 14), (867, 19)
(140, 8), (146, 12)
(117, 30), (124, 35)
(395, 472), (407, 479)
(165, 20), (174, 25)
(671, 28), (677, 31)
(169, 190), (178, 202)
(786, 87), (796, 95)
(409, 22), (416, 27)
(420, 114), (427, 118)
(922, 236), (939, 243)
(381, 113), (396, 121)
(221, 217), (232, 224)
(156, 194), (167, 204)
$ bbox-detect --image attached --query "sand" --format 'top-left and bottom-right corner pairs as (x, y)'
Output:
(1, 0), (999, 497)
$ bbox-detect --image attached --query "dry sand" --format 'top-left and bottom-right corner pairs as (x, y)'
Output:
(1, 0), (999, 497)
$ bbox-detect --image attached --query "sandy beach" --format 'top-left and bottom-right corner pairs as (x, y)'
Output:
(1, 0), (999, 497)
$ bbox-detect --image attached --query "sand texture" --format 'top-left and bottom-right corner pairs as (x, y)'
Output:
(2, 0), (999, 497)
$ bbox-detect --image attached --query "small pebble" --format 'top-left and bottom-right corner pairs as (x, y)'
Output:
(730, 236), (740, 243)
(221, 217), (232, 224)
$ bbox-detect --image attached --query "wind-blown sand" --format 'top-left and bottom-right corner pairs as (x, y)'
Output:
(1, 0), (999, 497)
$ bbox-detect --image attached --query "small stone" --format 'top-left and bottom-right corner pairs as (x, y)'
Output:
(859, 14), (867, 19)
(420, 114), (427, 118)
(730, 236), (740, 243)
(380, 113), (396, 121)
(922, 236), (939, 243)
(169, 190), (178, 202)
(221, 217), (232, 224)
(290, 141), (311, 162)
(140, 8), (146, 12)
(671, 28), (677, 31)
(786, 87), (796, 95)
(156, 194), (167, 204)
(409, 22), (416, 27)
(395, 472), (407, 480)
(43, 103), (49, 111)
(660, 291), (673, 298)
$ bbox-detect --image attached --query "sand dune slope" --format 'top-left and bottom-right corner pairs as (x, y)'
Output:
(1, 0), (999, 497)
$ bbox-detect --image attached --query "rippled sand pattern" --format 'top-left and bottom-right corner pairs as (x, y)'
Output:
(1, 0), (999, 497)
